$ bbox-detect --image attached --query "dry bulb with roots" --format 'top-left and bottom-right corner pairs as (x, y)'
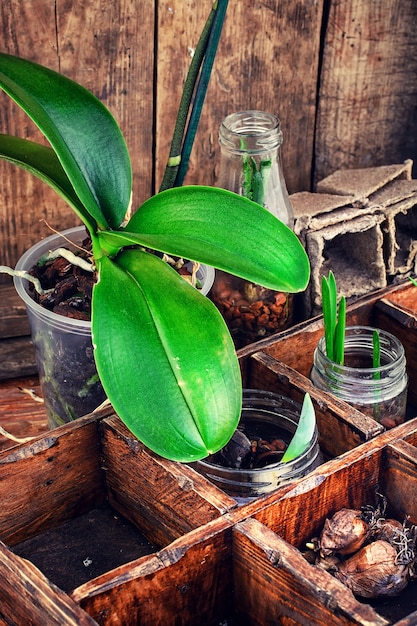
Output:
(305, 494), (417, 599)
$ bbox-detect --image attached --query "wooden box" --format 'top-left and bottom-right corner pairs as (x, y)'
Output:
(233, 418), (417, 625)
(0, 352), (393, 624)
(3, 409), (417, 625)
(0, 409), (242, 625)
(3, 280), (417, 623)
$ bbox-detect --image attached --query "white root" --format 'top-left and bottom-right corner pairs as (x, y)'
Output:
(0, 265), (45, 295)
(41, 248), (94, 272)
(0, 425), (36, 444)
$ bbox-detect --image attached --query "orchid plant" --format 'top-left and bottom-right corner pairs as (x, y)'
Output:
(0, 3), (310, 462)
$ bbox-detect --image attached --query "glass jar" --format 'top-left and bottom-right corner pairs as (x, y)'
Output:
(210, 110), (295, 349)
(192, 389), (322, 504)
(311, 326), (408, 429)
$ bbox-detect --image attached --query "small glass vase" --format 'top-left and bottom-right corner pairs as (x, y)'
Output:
(210, 110), (295, 349)
(310, 326), (408, 429)
(192, 389), (322, 504)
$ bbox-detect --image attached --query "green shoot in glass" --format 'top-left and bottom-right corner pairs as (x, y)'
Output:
(281, 393), (316, 463)
(321, 271), (346, 365)
(242, 152), (272, 207)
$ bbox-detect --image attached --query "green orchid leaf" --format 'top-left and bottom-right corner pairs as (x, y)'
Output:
(99, 186), (310, 293)
(92, 249), (241, 461)
(281, 393), (316, 463)
(0, 134), (96, 231)
(0, 52), (132, 230)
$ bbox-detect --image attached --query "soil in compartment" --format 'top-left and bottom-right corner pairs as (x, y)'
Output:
(365, 581), (417, 623)
(11, 502), (156, 593)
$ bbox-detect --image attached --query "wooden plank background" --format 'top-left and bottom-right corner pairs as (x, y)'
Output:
(315, 0), (417, 184)
(0, 0), (416, 270)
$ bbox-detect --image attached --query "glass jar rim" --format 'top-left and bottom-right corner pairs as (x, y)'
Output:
(316, 325), (406, 375)
(198, 388), (319, 475)
(219, 110), (283, 153)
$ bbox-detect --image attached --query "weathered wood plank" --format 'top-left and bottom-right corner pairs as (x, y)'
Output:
(0, 284), (30, 339)
(156, 0), (323, 194)
(73, 516), (234, 626)
(0, 541), (99, 625)
(316, 0), (417, 183)
(101, 415), (237, 547)
(0, 415), (106, 545)
(0, 0), (155, 269)
(0, 283), (37, 380)
(0, 336), (36, 380)
(0, 376), (47, 451)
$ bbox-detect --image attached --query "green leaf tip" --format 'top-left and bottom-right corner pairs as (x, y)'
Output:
(322, 271), (346, 365)
(281, 393), (316, 463)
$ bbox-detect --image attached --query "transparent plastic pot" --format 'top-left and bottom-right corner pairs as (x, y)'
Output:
(311, 326), (408, 429)
(14, 227), (106, 428)
(15, 226), (215, 429)
(192, 389), (322, 504)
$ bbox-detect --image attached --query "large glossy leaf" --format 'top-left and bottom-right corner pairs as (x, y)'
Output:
(92, 249), (241, 461)
(0, 52), (132, 230)
(0, 134), (95, 230)
(99, 186), (310, 292)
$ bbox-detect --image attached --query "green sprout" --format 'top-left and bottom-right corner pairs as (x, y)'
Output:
(321, 271), (346, 365)
(242, 153), (272, 207)
(281, 393), (316, 463)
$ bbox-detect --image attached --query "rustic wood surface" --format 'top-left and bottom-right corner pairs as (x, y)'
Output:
(0, 414), (106, 545)
(0, 542), (99, 625)
(73, 516), (235, 625)
(156, 0), (323, 194)
(101, 414), (237, 548)
(1, 0), (416, 273)
(385, 439), (417, 521)
(233, 517), (389, 626)
(0, 375), (47, 451)
(316, 0), (417, 184)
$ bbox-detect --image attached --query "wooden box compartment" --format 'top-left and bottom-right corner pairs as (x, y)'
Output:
(0, 360), (397, 625)
(231, 419), (417, 625)
(239, 279), (417, 428)
(4, 281), (417, 624)
(0, 410), (242, 625)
